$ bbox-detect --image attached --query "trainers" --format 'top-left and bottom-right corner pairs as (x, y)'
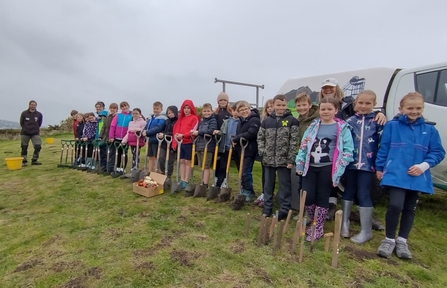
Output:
(31, 160), (42, 165)
(395, 239), (412, 259)
(181, 181), (187, 190)
(377, 239), (396, 259)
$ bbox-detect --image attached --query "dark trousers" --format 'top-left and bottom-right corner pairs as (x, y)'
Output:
(86, 142), (93, 158)
(342, 169), (374, 207)
(302, 165), (333, 208)
(216, 150), (229, 187)
(234, 153), (255, 192)
(109, 140), (128, 170)
(20, 135), (42, 161)
(385, 187), (419, 239)
(263, 166), (292, 215)
(158, 147), (175, 177)
(76, 142), (87, 164)
(99, 144), (107, 169)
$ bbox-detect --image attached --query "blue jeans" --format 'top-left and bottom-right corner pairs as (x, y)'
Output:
(235, 155), (255, 192)
(342, 169), (373, 207)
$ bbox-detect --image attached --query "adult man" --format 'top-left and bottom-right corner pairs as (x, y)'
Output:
(20, 100), (43, 166)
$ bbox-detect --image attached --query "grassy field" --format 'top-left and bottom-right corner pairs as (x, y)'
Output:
(1, 134), (447, 288)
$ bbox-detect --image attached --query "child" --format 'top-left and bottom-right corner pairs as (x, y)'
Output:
(99, 103), (118, 174)
(95, 101), (106, 121)
(95, 110), (108, 172)
(81, 112), (98, 170)
(108, 101), (132, 177)
(257, 94), (299, 220)
(143, 101), (167, 173)
(158, 106), (179, 179)
(122, 108), (147, 176)
(74, 113), (85, 166)
(232, 101), (261, 207)
(192, 103), (217, 189)
(214, 92), (232, 187)
(70, 110), (79, 139)
(253, 99), (274, 208)
(172, 99), (200, 190)
(341, 90), (383, 244)
(376, 92), (445, 259)
(296, 96), (354, 241)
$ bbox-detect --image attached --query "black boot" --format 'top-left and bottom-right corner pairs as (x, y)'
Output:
(22, 155), (28, 167)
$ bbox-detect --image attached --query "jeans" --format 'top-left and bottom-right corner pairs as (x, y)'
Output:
(234, 154), (255, 192)
(342, 169), (374, 207)
(385, 187), (419, 239)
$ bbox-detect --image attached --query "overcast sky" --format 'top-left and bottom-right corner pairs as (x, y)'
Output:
(1, 0), (446, 125)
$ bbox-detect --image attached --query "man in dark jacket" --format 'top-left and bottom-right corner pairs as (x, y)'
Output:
(20, 100), (43, 166)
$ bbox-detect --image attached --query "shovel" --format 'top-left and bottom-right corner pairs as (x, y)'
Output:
(103, 141), (113, 175)
(129, 130), (143, 183)
(207, 134), (222, 201)
(71, 140), (81, 169)
(139, 137), (149, 179)
(215, 135), (234, 203)
(69, 140), (75, 169)
(170, 137), (183, 194)
(185, 136), (198, 196)
(152, 136), (164, 177)
(87, 140), (98, 173)
(194, 134), (212, 198)
(57, 140), (67, 168)
(232, 137), (249, 206)
(119, 144), (129, 179)
(94, 141), (102, 174)
(76, 141), (87, 170)
(163, 135), (173, 191)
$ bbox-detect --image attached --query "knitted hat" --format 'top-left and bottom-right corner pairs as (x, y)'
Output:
(217, 92), (229, 102)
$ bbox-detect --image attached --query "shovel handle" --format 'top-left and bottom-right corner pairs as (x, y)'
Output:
(212, 134), (221, 170)
(202, 134), (212, 170)
(191, 137), (197, 168)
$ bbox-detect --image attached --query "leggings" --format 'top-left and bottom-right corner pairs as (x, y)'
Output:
(301, 165), (332, 208)
(385, 187), (419, 239)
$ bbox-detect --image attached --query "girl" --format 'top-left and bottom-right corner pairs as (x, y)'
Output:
(341, 90), (383, 244)
(121, 108), (147, 177)
(296, 97), (354, 241)
(253, 99), (274, 208)
(376, 92), (445, 259)
(74, 113), (85, 166)
(81, 112), (98, 170)
(214, 92), (232, 188)
(319, 78), (386, 228)
(99, 103), (118, 174)
(158, 106), (179, 179)
(108, 101), (132, 177)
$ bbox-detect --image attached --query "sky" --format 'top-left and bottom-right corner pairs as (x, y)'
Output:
(0, 0), (446, 125)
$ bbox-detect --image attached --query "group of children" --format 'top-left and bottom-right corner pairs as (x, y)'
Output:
(70, 79), (445, 260)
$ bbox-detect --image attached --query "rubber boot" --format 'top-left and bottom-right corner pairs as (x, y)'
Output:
(350, 207), (373, 244)
(341, 200), (353, 238)
(305, 204), (316, 236)
(306, 206), (329, 242)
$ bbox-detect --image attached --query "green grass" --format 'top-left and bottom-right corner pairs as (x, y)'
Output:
(1, 134), (447, 287)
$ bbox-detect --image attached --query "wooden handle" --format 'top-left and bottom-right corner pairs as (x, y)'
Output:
(225, 147), (233, 174)
(332, 210), (343, 268)
(283, 210), (293, 234)
(212, 145), (219, 170)
(191, 143), (196, 168)
(202, 146), (207, 170)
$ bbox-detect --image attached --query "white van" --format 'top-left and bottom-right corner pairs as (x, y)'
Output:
(277, 62), (447, 191)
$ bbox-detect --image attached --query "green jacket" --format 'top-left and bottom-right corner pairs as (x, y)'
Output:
(297, 104), (319, 147)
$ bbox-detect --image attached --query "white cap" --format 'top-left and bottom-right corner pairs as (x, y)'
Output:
(321, 78), (339, 88)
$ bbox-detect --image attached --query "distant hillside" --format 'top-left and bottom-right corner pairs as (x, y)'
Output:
(0, 119), (20, 129)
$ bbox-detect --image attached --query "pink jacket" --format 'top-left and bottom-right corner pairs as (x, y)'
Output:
(122, 117), (146, 147)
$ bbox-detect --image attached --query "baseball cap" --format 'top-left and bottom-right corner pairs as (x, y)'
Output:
(321, 78), (339, 88)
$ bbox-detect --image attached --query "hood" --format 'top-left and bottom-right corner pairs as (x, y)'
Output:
(179, 99), (199, 120)
(393, 114), (426, 126)
(167, 105), (179, 119)
(269, 109), (292, 119)
(99, 110), (108, 117)
(242, 108), (260, 121)
(298, 104), (319, 121)
(134, 116), (146, 123)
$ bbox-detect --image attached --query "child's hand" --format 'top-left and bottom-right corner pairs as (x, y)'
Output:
(82, 137), (88, 141)
(375, 112), (387, 125)
(108, 138), (114, 143)
(142, 131), (147, 136)
(408, 165), (423, 176)
(157, 133), (164, 139)
(213, 130), (220, 135)
(192, 130), (198, 136)
(75, 138), (78, 141)
(287, 164), (293, 169)
(296, 171), (303, 175)
(376, 171), (383, 180)
(176, 134), (183, 140)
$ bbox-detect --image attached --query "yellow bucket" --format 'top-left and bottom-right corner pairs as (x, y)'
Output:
(46, 138), (55, 144)
(5, 157), (23, 171)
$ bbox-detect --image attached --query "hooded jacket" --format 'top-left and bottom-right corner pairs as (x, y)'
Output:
(296, 118), (354, 186)
(233, 108), (261, 158)
(108, 111), (132, 140)
(82, 120), (98, 141)
(257, 110), (299, 167)
(376, 114), (445, 194)
(96, 110), (108, 141)
(99, 112), (116, 143)
(145, 113), (168, 144)
(215, 107), (231, 129)
(20, 109), (43, 136)
(172, 100), (200, 150)
(297, 104), (319, 147)
(122, 117), (147, 147)
(346, 112), (383, 172)
(160, 105), (179, 150)
(196, 114), (218, 152)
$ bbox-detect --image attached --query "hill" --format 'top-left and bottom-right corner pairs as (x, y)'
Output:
(0, 119), (20, 129)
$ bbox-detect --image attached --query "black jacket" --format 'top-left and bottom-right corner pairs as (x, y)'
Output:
(20, 109), (43, 136)
(161, 105), (179, 150)
(216, 107), (231, 129)
(76, 122), (85, 139)
(233, 109), (261, 158)
(196, 114), (218, 152)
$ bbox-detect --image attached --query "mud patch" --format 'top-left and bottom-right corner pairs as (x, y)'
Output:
(176, 215), (187, 224)
(134, 235), (174, 257)
(85, 267), (102, 279)
(254, 268), (273, 284)
(14, 258), (43, 272)
(169, 249), (203, 266)
(48, 250), (67, 258)
(57, 276), (87, 288)
(42, 234), (62, 247)
(117, 208), (126, 216)
(51, 261), (84, 273)
(194, 221), (205, 228)
(194, 234), (208, 241)
(139, 211), (149, 217)
(102, 227), (123, 240)
(345, 246), (379, 261)
(134, 261), (155, 271)
(230, 240), (245, 254)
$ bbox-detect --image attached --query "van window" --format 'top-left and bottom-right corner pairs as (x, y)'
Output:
(416, 72), (437, 103)
(436, 70), (447, 106)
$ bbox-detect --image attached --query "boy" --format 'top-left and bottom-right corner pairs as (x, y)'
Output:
(172, 99), (200, 190)
(232, 101), (261, 209)
(99, 103), (118, 174)
(157, 105), (179, 179)
(295, 93), (319, 147)
(258, 94), (299, 220)
(143, 101), (167, 173)
(192, 103), (217, 192)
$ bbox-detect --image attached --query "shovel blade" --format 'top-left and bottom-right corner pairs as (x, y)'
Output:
(207, 187), (220, 201)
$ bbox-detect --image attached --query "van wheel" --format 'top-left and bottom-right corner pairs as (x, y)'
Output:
(336, 175), (384, 206)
